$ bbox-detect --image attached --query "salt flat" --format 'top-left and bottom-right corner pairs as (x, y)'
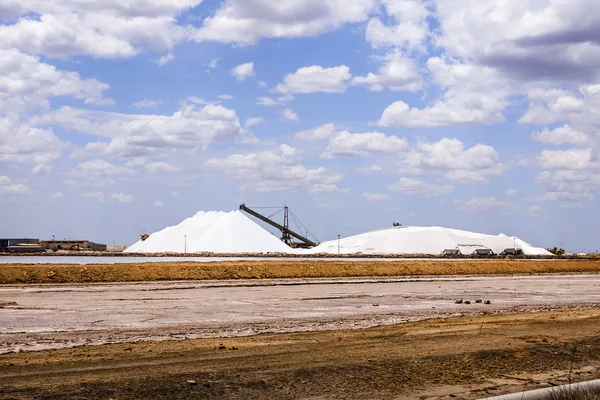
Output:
(1, 274), (600, 353)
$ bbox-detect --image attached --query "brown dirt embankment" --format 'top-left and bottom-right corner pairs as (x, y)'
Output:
(2, 309), (600, 399)
(1, 259), (600, 284)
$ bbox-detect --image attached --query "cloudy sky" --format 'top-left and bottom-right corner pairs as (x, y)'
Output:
(1, 0), (599, 251)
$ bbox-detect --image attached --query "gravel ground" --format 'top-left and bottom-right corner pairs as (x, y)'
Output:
(2, 274), (600, 353)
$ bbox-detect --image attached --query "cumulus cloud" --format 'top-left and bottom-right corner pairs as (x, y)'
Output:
(32, 104), (244, 158)
(388, 177), (453, 197)
(51, 191), (64, 198)
(156, 53), (174, 66)
(245, 117), (265, 128)
(0, 49), (110, 113)
(192, 0), (375, 44)
(256, 97), (277, 106)
(231, 62), (255, 81)
(352, 50), (421, 92)
(362, 193), (389, 201)
(282, 108), (300, 122)
(0, 116), (66, 166)
(131, 99), (163, 108)
(294, 123), (337, 141)
(72, 159), (135, 186)
(83, 191), (135, 203)
(365, 0), (430, 51)
(275, 65), (352, 94)
(154, 200), (165, 208)
(532, 125), (589, 146)
(378, 58), (508, 127)
(0, 176), (31, 195)
(205, 144), (344, 193)
(321, 131), (408, 158)
(456, 197), (517, 213)
(397, 138), (503, 183)
(0, 1), (201, 59)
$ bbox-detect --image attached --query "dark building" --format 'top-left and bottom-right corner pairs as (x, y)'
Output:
(40, 240), (107, 251)
(0, 238), (45, 253)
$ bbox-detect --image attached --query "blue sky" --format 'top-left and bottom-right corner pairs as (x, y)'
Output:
(1, 0), (600, 252)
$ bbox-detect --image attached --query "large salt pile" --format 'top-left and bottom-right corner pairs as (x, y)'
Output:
(305, 226), (550, 256)
(125, 211), (291, 254)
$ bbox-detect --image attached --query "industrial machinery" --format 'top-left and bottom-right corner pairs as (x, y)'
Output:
(239, 203), (319, 248)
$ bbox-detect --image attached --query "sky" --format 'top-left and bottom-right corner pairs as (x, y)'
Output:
(1, 0), (600, 252)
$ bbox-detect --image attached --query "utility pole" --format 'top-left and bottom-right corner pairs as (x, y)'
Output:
(184, 235), (187, 254)
(337, 234), (341, 255)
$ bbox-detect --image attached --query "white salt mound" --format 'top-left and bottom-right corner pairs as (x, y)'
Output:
(125, 210), (291, 254)
(304, 226), (551, 256)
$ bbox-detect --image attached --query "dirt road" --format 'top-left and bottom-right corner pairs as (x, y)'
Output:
(2, 309), (600, 399)
(2, 274), (600, 353)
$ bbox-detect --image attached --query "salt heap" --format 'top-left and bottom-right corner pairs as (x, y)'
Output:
(305, 226), (550, 256)
(125, 211), (291, 254)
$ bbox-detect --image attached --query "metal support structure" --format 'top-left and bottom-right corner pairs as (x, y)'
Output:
(282, 206), (292, 245)
(239, 204), (318, 248)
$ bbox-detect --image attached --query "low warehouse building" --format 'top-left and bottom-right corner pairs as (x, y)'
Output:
(0, 238), (45, 253)
(41, 240), (107, 251)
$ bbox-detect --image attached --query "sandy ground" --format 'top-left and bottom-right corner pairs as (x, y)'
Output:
(2, 309), (600, 399)
(2, 259), (600, 284)
(2, 274), (600, 354)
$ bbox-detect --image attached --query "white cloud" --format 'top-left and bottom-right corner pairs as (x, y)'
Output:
(352, 50), (421, 92)
(257, 97), (277, 106)
(33, 104), (244, 158)
(232, 62), (255, 81)
(171, 191), (179, 197)
(51, 191), (64, 198)
(208, 58), (219, 68)
(397, 138), (503, 183)
(0, 1), (201, 59)
(528, 205), (544, 218)
(154, 200), (165, 208)
(0, 176), (31, 195)
(282, 108), (300, 122)
(322, 131), (408, 158)
(32, 164), (51, 175)
(205, 144), (343, 193)
(378, 58), (508, 127)
(435, 0), (600, 82)
(83, 191), (135, 203)
(111, 192), (135, 203)
(0, 116), (66, 165)
(245, 117), (265, 128)
(0, 49), (110, 113)
(132, 99), (162, 108)
(532, 125), (589, 146)
(362, 193), (389, 201)
(365, 0), (430, 51)
(538, 149), (599, 170)
(192, 0), (375, 44)
(218, 94), (234, 100)
(357, 165), (383, 174)
(258, 81), (268, 88)
(388, 177), (453, 197)
(72, 159), (135, 186)
(156, 53), (174, 66)
(146, 161), (179, 173)
(456, 197), (517, 213)
(533, 169), (600, 207)
(275, 65), (352, 94)
(506, 188), (517, 196)
(295, 123), (336, 141)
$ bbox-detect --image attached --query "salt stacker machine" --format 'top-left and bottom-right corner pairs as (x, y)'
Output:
(239, 203), (319, 249)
